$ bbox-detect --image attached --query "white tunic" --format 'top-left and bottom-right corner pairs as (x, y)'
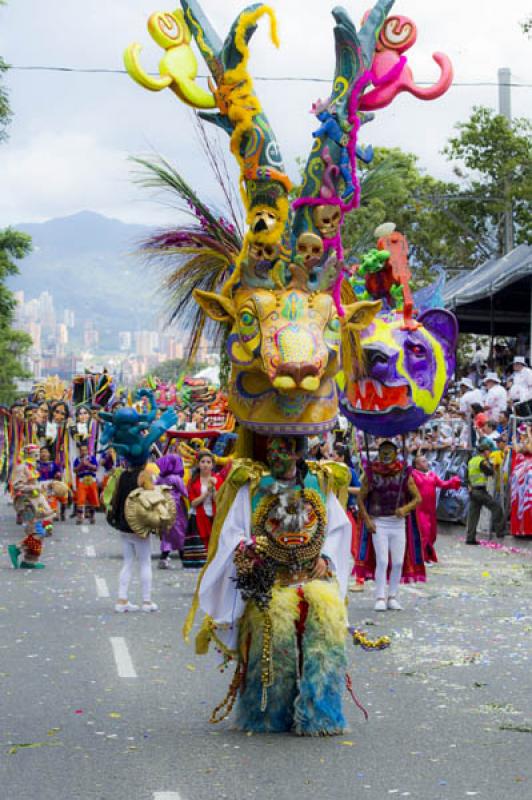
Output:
(509, 368), (532, 403)
(484, 384), (508, 422)
(199, 485), (352, 652)
(459, 388), (484, 417)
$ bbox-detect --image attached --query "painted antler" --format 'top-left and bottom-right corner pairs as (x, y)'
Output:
(181, 1), (292, 288)
(292, 0), (396, 311)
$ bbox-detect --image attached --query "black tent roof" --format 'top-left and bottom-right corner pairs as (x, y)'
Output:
(443, 245), (532, 336)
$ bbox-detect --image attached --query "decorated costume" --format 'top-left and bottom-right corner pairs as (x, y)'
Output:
(190, 443), (352, 735)
(8, 445), (53, 569)
(357, 442), (424, 609)
(510, 450), (532, 538)
(412, 466), (461, 561)
(73, 450), (99, 524)
(183, 459), (224, 569)
(155, 454), (189, 564)
(103, 391), (177, 612)
(126, 0), (455, 732)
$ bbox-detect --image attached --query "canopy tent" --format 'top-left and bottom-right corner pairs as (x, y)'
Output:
(443, 245), (532, 353)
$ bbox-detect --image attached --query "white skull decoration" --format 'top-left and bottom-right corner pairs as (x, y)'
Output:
(296, 232), (324, 265)
(248, 241), (280, 263)
(313, 205), (342, 239)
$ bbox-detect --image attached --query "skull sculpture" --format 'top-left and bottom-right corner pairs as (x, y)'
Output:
(296, 233), (324, 266)
(313, 205), (342, 239)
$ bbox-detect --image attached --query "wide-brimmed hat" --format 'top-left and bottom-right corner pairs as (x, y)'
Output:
(483, 371), (501, 384)
(459, 378), (474, 390)
(513, 356), (527, 366)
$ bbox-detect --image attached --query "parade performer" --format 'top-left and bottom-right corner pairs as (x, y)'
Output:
(191, 436), (351, 734)
(357, 440), (424, 610)
(8, 444), (53, 570)
(155, 453), (189, 567)
(183, 450), (223, 570)
(412, 453), (461, 562)
(126, 0), (455, 733)
(510, 431), (532, 537)
(38, 445), (67, 521)
(101, 390), (177, 611)
(73, 442), (99, 524)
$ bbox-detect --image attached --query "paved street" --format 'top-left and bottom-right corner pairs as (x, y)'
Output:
(1, 497), (531, 800)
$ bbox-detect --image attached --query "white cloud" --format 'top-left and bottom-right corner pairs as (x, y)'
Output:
(1, 0), (531, 224)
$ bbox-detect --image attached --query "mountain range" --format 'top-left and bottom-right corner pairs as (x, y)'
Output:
(8, 211), (171, 349)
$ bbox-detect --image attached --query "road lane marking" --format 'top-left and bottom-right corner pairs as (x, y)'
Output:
(402, 586), (425, 596)
(110, 637), (137, 678)
(85, 545), (96, 557)
(95, 576), (110, 598)
(153, 794), (182, 800)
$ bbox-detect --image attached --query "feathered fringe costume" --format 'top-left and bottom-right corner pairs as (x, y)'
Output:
(184, 459), (352, 736)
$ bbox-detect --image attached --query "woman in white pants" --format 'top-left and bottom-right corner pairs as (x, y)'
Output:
(107, 465), (158, 613)
(358, 441), (421, 612)
(116, 533), (157, 612)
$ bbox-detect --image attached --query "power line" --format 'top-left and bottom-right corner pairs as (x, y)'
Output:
(5, 65), (532, 87)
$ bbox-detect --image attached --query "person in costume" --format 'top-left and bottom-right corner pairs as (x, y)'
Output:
(357, 440), (424, 611)
(155, 453), (188, 568)
(102, 391), (177, 611)
(73, 442), (99, 524)
(8, 444), (53, 569)
(38, 445), (66, 521)
(111, 464), (165, 613)
(182, 451), (223, 570)
(411, 454), (461, 563)
(192, 436), (352, 736)
(465, 438), (505, 544)
(510, 429), (532, 537)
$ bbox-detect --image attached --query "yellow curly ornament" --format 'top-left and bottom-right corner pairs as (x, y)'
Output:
(124, 9), (216, 110)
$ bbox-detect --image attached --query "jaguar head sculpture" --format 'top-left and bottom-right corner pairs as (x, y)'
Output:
(195, 282), (380, 435)
(340, 307), (458, 435)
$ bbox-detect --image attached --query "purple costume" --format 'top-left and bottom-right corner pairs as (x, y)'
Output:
(156, 454), (188, 554)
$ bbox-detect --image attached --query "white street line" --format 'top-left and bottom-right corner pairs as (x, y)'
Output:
(85, 545), (96, 558)
(153, 794), (182, 800)
(110, 637), (137, 678)
(95, 576), (110, 598)
(402, 585), (425, 596)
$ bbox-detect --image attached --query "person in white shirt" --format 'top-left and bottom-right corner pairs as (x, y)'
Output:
(508, 357), (532, 414)
(458, 379), (485, 447)
(483, 372), (508, 423)
(459, 379), (485, 417)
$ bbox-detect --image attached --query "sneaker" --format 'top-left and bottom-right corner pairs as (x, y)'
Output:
(114, 602), (139, 613)
(465, 540), (480, 546)
(374, 598), (387, 612)
(158, 560), (170, 570)
(142, 601), (159, 613)
(387, 597), (403, 611)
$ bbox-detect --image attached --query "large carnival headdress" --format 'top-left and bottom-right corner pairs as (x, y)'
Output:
(125, 1), (456, 437)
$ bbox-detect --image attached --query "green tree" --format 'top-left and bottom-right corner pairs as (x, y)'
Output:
(443, 106), (532, 256)
(0, 230), (33, 403)
(0, 2), (33, 404)
(342, 147), (486, 280)
(341, 107), (531, 281)
(0, 2), (11, 142)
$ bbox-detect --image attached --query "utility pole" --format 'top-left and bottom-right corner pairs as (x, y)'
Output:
(498, 67), (514, 254)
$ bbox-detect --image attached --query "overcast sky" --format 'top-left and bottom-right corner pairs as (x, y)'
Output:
(1, 0), (530, 227)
